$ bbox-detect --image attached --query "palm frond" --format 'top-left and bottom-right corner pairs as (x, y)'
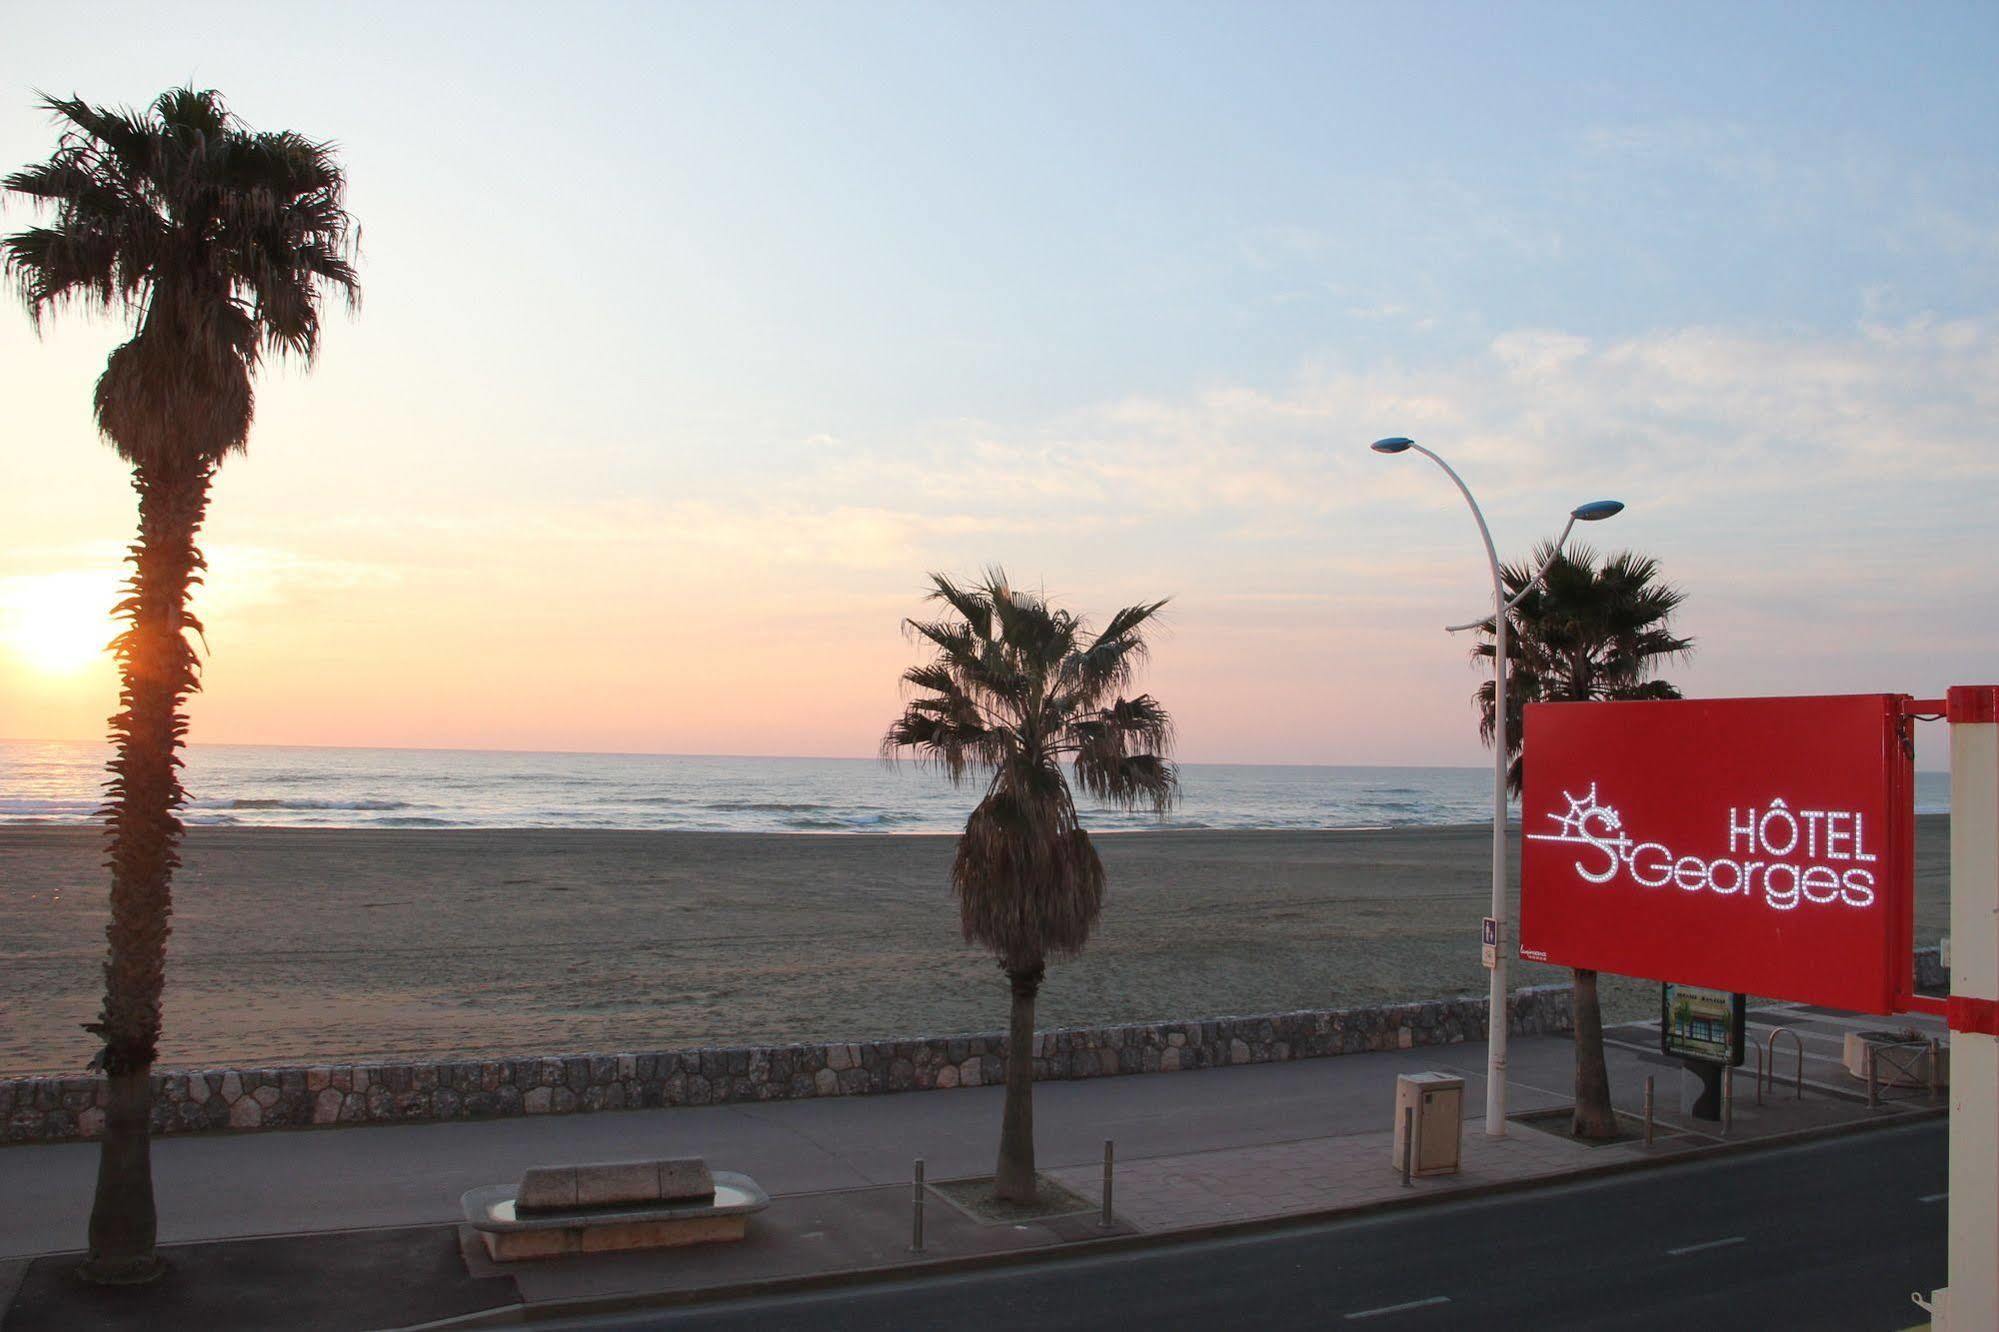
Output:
(4, 85), (360, 467)
(884, 571), (1178, 968)
(1472, 539), (1693, 793)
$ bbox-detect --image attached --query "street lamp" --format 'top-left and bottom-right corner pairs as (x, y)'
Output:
(1370, 436), (1622, 1137)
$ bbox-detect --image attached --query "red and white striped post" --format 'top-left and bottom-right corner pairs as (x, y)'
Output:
(1923, 685), (1999, 1328)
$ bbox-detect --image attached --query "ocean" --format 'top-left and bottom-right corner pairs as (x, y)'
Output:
(0, 739), (1954, 834)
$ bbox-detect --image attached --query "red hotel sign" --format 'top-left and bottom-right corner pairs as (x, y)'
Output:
(1518, 694), (1915, 1015)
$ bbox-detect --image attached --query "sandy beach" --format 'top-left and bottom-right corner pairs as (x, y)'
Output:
(0, 818), (1951, 1077)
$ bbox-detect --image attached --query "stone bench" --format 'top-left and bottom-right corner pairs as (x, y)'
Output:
(461, 1156), (769, 1261)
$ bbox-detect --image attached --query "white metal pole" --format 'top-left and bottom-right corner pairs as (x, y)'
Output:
(1928, 688), (1999, 1327)
(1407, 443), (1511, 1137)
(1487, 567), (1510, 1136)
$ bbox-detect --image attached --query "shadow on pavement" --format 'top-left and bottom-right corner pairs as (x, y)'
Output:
(2, 1224), (515, 1332)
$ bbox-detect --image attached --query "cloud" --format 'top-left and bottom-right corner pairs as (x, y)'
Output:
(839, 315), (1999, 534)
(200, 546), (402, 616)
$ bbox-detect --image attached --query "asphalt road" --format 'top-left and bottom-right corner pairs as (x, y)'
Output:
(546, 1121), (1947, 1332)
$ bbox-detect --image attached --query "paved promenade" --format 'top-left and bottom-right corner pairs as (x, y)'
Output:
(0, 1008), (1948, 1330)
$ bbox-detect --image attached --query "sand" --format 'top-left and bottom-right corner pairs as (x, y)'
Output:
(0, 818), (1951, 1077)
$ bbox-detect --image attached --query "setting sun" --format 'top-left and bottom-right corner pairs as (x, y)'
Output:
(0, 571), (120, 675)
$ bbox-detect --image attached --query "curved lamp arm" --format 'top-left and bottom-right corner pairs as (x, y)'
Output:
(1443, 514), (1578, 633)
(1392, 442), (1504, 607)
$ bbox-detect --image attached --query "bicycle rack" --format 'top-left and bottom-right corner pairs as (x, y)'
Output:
(1764, 1027), (1805, 1102)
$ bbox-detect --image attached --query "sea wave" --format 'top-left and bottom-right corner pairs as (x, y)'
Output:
(0, 798), (100, 817)
(1, 741), (1952, 833)
(203, 798), (418, 812)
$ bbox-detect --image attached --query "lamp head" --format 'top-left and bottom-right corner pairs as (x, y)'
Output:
(1571, 500), (1625, 522)
(1371, 437), (1415, 454)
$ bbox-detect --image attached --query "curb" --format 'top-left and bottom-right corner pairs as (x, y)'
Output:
(397, 1103), (1947, 1330)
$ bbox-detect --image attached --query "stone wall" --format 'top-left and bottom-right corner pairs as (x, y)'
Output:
(1, 985), (1572, 1145)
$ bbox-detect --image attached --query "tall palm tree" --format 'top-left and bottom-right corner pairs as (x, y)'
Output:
(5, 88), (358, 1283)
(884, 571), (1176, 1202)
(1475, 542), (1691, 1140)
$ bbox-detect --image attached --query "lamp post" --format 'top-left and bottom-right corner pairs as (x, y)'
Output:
(1371, 436), (1622, 1137)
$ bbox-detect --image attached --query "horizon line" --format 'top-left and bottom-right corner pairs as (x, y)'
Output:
(0, 735), (1509, 772)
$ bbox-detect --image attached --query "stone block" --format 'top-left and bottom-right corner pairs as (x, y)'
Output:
(313, 1089), (343, 1124)
(481, 1214), (747, 1262)
(658, 1158), (716, 1200)
(571, 1162), (647, 1208)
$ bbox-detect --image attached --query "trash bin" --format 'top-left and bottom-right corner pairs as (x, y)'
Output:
(1392, 1072), (1464, 1177)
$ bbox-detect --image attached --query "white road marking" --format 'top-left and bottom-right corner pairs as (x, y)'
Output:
(1344, 1295), (1451, 1320)
(1920, 1192), (1949, 1203)
(1667, 1235), (1746, 1257)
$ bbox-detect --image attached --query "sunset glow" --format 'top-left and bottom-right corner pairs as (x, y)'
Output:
(1, 7), (1994, 769)
(0, 572), (119, 678)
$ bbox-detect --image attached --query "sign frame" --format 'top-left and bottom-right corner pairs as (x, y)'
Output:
(1518, 693), (1918, 1016)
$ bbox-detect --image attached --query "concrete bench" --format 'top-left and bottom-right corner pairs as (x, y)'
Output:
(461, 1156), (770, 1261)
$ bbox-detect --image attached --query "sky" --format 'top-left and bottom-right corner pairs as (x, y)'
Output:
(1, 1), (1995, 768)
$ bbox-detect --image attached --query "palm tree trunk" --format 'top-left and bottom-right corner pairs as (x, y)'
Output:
(80, 461), (210, 1285)
(1570, 967), (1617, 1140)
(85, 1070), (160, 1282)
(994, 962), (1044, 1203)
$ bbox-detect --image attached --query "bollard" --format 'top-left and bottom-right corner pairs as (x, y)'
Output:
(911, 1159), (925, 1254)
(1100, 1139), (1115, 1230)
(1400, 1107), (1414, 1187)
(1866, 1045), (1879, 1109)
(1753, 1043), (1765, 1107)
(1722, 1065), (1733, 1135)
(1644, 1075), (1655, 1147)
(1928, 1038), (1941, 1104)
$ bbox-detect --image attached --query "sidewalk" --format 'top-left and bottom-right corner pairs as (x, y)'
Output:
(0, 1016), (1947, 1330)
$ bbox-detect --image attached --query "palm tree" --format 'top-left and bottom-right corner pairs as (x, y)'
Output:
(4, 88), (358, 1283)
(1474, 542), (1691, 1140)
(884, 571), (1176, 1202)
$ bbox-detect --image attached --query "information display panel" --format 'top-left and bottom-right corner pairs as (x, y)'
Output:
(1518, 694), (1914, 1015)
(1661, 983), (1746, 1066)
